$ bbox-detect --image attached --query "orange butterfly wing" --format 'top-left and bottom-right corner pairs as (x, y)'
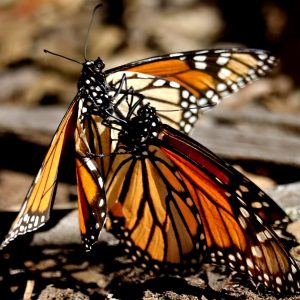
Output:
(120, 49), (275, 96)
(1, 99), (78, 249)
(106, 49), (277, 133)
(106, 122), (299, 294)
(125, 58), (215, 97)
(159, 125), (299, 294)
(161, 126), (292, 237)
(75, 113), (109, 251)
(75, 156), (106, 251)
(106, 145), (206, 272)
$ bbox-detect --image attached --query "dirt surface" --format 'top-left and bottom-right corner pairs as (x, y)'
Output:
(0, 187), (299, 299)
(1, 242), (300, 300)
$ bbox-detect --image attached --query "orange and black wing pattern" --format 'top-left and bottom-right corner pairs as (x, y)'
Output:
(106, 144), (206, 273)
(106, 49), (277, 133)
(162, 126), (293, 240)
(75, 156), (106, 251)
(0, 99), (78, 249)
(105, 121), (299, 294)
(75, 111), (109, 251)
(159, 125), (299, 294)
(0, 56), (120, 250)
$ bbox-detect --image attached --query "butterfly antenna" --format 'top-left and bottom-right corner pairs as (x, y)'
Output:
(44, 49), (82, 65)
(84, 3), (103, 61)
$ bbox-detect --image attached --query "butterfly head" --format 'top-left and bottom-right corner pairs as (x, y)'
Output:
(119, 104), (161, 152)
(85, 57), (105, 73)
(81, 58), (106, 83)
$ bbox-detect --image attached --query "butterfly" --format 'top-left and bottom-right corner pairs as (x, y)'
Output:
(1, 48), (283, 251)
(103, 101), (299, 294)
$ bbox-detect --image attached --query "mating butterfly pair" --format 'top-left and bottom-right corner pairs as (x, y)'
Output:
(1, 48), (299, 294)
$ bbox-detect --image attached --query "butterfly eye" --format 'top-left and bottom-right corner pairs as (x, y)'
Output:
(95, 58), (105, 71)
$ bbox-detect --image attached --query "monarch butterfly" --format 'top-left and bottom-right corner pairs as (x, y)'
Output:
(1, 49), (287, 250)
(0, 48), (282, 250)
(102, 100), (299, 294)
(1, 46), (298, 293)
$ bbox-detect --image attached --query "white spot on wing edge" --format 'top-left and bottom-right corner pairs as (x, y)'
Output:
(217, 83), (227, 92)
(246, 258), (254, 268)
(195, 62), (207, 70)
(182, 90), (189, 99)
(206, 90), (214, 99)
(99, 198), (105, 207)
(238, 216), (247, 229)
(169, 52), (184, 57)
(34, 216), (39, 228)
(169, 81), (180, 88)
(218, 68), (232, 79)
(258, 53), (268, 60)
(184, 124), (192, 133)
(256, 231), (266, 242)
(251, 246), (262, 258)
(153, 79), (166, 86)
(193, 55), (207, 61)
(85, 159), (97, 172)
(216, 56), (229, 65)
(240, 207), (250, 218)
(98, 176), (104, 188)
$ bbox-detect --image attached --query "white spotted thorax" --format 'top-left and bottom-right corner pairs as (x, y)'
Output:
(78, 58), (112, 123)
(118, 105), (161, 153)
(74, 58), (112, 251)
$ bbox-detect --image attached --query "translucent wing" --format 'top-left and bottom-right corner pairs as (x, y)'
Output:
(159, 125), (299, 294)
(105, 123), (299, 294)
(162, 126), (293, 240)
(106, 48), (277, 133)
(0, 99), (78, 249)
(0, 56), (122, 250)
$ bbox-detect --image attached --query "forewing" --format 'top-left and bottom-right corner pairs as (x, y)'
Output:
(75, 156), (106, 251)
(159, 125), (299, 294)
(106, 145), (206, 273)
(76, 113), (115, 178)
(1, 99), (78, 249)
(75, 109), (109, 251)
(159, 125), (294, 242)
(106, 49), (277, 133)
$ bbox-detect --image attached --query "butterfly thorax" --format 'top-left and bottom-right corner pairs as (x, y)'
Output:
(118, 105), (161, 152)
(78, 58), (114, 119)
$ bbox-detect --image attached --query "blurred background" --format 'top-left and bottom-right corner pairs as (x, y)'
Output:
(1, 0), (300, 210)
(0, 0), (299, 210)
(0, 1), (300, 299)
(0, 0), (300, 226)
